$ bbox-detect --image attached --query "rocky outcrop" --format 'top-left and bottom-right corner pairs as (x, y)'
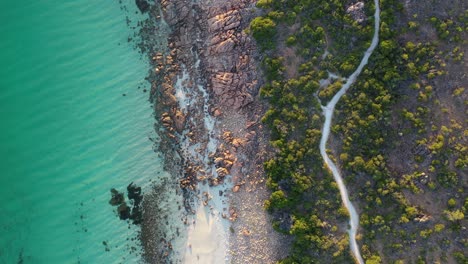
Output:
(133, 0), (290, 262)
(204, 4), (258, 110)
(147, 0), (262, 201)
(160, 0), (191, 27)
(347, 2), (366, 23)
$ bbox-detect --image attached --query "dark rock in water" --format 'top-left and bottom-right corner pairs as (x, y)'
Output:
(127, 182), (143, 224)
(109, 188), (125, 206)
(131, 205), (143, 225)
(17, 248), (24, 264)
(135, 0), (150, 13)
(127, 182), (142, 204)
(109, 183), (144, 224)
(118, 203), (131, 220)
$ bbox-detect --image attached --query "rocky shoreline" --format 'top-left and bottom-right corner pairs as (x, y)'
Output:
(133, 0), (290, 263)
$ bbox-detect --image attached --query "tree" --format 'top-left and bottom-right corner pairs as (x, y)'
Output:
(448, 198), (457, 208)
(250, 16), (277, 49)
(269, 190), (289, 209)
(290, 217), (310, 235)
(256, 0), (273, 8)
(380, 39), (397, 55)
(366, 255), (382, 264)
(445, 210), (464, 222)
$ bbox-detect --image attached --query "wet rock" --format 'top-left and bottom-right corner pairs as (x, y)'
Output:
(131, 206), (143, 225)
(216, 167), (229, 177)
(214, 157), (224, 165)
(223, 159), (234, 169)
(109, 188), (125, 206)
(173, 110), (186, 133)
(152, 52), (164, 61)
(135, 0), (150, 13)
(162, 115), (173, 127)
(163, 1), (190, 26)
(127, 182), (143, 203)
(162, 89), (178, 107)
(117, 203), (131, 220)
(127, 182), (143, 205)
(109, 183), (144, 224)
(208, 178), (219, 186)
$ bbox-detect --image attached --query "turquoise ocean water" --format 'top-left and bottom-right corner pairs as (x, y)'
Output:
(0, 1), (166, 263)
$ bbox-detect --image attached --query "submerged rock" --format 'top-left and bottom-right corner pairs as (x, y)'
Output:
(109, 183), (144, 224)
(127, 182), (143, 225)
(135, 0), (150, 13)
(127, 182), (143, 205)
(117, 203), (131, 220)
(109, 188), (125, 206)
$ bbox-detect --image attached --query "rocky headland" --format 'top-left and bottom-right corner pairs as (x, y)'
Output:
(132, 0), (289, 263)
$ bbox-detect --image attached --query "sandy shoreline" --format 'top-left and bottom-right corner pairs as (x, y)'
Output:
(184, 185), (230, 263)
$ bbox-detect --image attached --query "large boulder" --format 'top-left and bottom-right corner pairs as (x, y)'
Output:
(173, 110), (186, 133)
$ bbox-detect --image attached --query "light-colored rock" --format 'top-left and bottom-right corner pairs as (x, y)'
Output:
(207, 10), (240, 33)
(215, 38), (235, 53)
(173, 110), (186, 133)
(216, 167), (229, 177)
(213, 109), (222, 117)
(346, 2), (366, 23)
(232, 138), (245, 148)
(232, 185), (241, 193)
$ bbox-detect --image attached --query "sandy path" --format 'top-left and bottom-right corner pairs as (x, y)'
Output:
(318, 0), (380, 263)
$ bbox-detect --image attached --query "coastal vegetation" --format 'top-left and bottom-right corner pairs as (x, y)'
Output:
(251, 0), (467, 263)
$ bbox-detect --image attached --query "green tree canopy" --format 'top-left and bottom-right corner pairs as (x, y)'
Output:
(250, 16), (277, 44)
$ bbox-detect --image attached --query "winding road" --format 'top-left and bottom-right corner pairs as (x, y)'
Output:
(318, 0), (380, 263)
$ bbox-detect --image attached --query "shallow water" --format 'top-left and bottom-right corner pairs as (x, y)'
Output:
(0, 1), (167, 263)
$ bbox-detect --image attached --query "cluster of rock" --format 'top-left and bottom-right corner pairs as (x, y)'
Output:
(135, 0), (150, 13)
(346, 2), (367, 23)
(210, 137), (238, 186)
(205, 7), (257, 110)
(108, 182), (143, 225)
(146, 0), (261, 203)
(139, 180), (183, 263)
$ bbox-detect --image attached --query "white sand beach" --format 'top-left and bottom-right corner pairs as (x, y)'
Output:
(184, 185), (230, 263)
